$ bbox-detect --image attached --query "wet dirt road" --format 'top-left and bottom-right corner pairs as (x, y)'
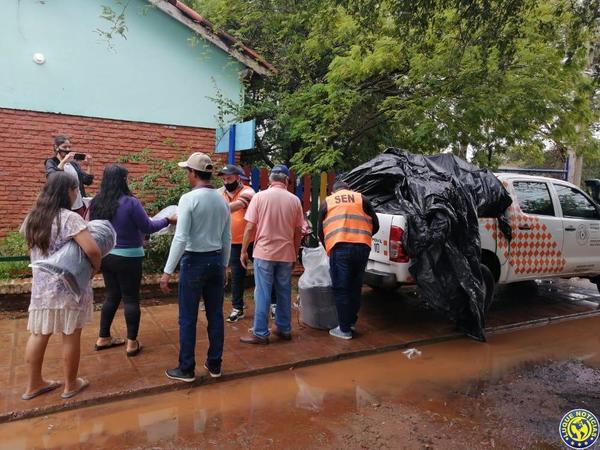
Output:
(1, 314), (599, 450)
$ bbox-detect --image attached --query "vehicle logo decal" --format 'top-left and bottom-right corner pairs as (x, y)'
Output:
(576, 224), (589, 246)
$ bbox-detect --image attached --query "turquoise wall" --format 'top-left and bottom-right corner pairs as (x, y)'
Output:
(0, 0), (243, 128)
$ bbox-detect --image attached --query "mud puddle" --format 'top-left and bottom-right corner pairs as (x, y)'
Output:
(1, 316), (599, 449)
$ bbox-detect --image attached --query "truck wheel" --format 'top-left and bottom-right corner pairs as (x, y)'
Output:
(481, 264), (495, 312)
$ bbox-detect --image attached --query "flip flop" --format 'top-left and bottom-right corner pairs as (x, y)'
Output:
(126, 340), (143, 357)
(21, 380), (62, 401)
(61, 378), (89, 399)
(94, 337), (126, 351)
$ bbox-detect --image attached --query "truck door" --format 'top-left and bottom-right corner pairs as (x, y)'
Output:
(552, 183), (600, 275)
(507, 181), (565, 281)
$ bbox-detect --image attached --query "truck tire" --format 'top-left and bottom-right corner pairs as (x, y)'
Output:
(481, 264), (495, 312)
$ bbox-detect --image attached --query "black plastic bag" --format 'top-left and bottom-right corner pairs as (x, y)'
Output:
(342, 148), (512, 341)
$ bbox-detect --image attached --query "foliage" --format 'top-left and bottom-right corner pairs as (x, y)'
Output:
(118, 142), (224, 212)
(96, 1), (130, 50)
(0, 232), (30, 280)
(143, 234), (173, 274)
(118, 142), (191, 214)
(185, 0), (598, 172)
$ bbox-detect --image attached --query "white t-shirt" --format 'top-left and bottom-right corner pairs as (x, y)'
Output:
(63, 163), (84, 210)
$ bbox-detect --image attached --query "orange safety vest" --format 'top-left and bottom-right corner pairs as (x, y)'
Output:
(323, 189), (373, 255)
(222, 185), (255, 244)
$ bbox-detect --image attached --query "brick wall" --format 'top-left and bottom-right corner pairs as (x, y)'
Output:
(0, 108), (226, 237)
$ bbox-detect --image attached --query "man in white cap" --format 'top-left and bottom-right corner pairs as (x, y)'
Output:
(160, 152), (231, 382)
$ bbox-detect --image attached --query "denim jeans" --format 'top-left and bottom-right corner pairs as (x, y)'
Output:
(178, 252), (224, 374)
(329, 243), (370, 333)
(252, 258), (293, 338)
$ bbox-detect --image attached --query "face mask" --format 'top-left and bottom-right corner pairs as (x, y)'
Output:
(225, 181), (239, 192)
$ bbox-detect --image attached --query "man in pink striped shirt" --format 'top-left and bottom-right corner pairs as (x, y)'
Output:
(240, 164), (304, 344)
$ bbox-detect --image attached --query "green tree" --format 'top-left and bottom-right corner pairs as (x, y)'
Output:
(186, 0), (598, 172)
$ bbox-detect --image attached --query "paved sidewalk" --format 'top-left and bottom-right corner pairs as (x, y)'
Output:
(1, 280), (598, 423)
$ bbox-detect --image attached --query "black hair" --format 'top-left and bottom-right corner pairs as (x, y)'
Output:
(188, 168), (212, 181)
(89, 164), (131, 220)
(53, 135), (69, 150)
(333, 180), (349, 192)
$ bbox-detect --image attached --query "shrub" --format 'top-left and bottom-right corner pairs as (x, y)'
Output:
(0, 232), (31, 279)
(143, 234), (173, 274)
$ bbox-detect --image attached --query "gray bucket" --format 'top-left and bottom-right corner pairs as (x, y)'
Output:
(298, 286), (338, 330)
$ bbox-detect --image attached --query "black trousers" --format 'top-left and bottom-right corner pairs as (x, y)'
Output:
(230, 243), (251, 310)
(99, 254), (144, 341)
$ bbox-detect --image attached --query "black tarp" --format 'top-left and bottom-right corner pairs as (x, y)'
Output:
(341, 148), (513, 341)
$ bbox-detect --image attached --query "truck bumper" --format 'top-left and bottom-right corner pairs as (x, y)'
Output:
(364, 269), (397, 289)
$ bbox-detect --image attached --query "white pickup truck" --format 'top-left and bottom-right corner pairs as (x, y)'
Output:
(364, 173), (600, 298)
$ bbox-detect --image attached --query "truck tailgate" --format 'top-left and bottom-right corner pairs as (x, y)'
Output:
(365, 213), (413, 287)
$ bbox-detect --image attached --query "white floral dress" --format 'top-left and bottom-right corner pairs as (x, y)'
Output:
(25, 209), (93, 335)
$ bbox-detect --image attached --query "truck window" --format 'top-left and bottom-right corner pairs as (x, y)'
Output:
(554, 184), (600, 220)
(513, 181), (555, 216)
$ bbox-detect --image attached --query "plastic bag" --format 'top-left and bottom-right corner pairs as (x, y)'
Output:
(402, 348), (422, 359)
(342, 148), (513, 341)
(151, 205), (178, 236)
(31, 220), (116, 298)
(298, 244), (331, 289)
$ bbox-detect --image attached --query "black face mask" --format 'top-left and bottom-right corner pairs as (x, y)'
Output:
(225, 180), (239, 192)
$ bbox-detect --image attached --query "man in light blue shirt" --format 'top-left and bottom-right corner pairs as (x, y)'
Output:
(160, 152), (231, 382)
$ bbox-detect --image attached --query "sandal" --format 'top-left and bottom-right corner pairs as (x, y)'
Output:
(61, 377), (89, 399)
(21, 380), (62, 401)
(126, 340), (143, 357)
(94, 337), (126, 351)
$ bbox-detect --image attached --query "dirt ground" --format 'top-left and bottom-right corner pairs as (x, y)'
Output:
(333, 358), (600, 450)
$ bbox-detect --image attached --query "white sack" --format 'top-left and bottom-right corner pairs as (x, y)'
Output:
(298, 244), (331, 289)
(31, 220), (116, 298)
(151, 205), (178, 236)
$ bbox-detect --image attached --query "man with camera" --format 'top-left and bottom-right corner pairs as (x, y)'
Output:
(45, 135), (94, 217)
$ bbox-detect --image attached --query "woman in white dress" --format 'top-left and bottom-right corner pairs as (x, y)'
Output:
(21, 172), (102, 400)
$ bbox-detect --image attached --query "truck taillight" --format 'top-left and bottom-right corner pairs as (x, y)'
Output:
(389, 225), (409, 263)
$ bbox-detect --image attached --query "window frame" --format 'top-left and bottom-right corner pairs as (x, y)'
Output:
(512, 180), (556, 217)
(551, 183), (600, 220)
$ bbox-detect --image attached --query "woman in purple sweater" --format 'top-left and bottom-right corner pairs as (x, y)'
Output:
(89, 165), (176, 356)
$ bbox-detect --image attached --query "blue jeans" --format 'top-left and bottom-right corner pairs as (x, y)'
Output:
(178, 252), (224, 373)
(253, 258), (293, 338)
(230, 243), (275, 309)
(330, 243), (370, 333)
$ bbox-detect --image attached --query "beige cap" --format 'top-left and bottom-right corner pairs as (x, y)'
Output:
(177, 152), (214, 172)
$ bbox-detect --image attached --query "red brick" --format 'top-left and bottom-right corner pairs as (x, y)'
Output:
(0, 108), (220, 237)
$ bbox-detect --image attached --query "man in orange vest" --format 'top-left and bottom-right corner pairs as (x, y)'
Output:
(218, 165), (256, 322)
(318, 180), (379, 340)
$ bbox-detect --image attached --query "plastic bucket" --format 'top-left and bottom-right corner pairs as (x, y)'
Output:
(298, 286), (338, 330)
